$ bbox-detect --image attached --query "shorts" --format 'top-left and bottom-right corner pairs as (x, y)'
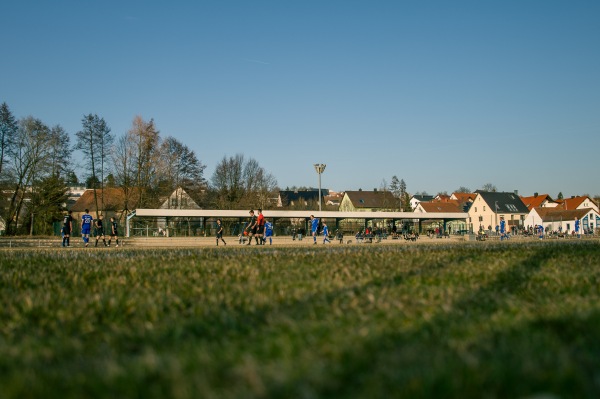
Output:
(265, 230), (273, 237)
(95, 228), (104, 236)
(63, 227), (71, 235)
(257, 225), (265, 235)
(251, 226), (257, 235)
(81, 227), (91, 235)
(216, 232), (223, 239)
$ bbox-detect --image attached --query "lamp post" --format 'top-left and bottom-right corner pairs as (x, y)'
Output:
(314, 163), (326, 212)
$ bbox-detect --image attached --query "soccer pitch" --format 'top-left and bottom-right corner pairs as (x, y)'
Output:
(1, 241), (599, 398)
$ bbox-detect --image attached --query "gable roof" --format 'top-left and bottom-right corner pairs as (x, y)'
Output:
(534, 207), (595, 222)
(70, 188), (140, 213)
(411, 194), (434, 202)
(556, 196), (595, 210)
(520, 194), (555, 210)
(278, 189), (328, 207)
(344, 190), (397, 209)
(476, 191), (529, 214)
(451, 192), (476, 203)
(418, 202), (462, 213)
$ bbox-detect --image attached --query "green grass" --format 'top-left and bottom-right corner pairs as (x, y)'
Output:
(1, 241), (600, 398)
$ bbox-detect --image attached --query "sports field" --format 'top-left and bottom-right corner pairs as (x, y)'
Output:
(1, 241), (599, 398)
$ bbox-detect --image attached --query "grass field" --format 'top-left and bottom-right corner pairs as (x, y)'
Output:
(1, 241), (599, 398)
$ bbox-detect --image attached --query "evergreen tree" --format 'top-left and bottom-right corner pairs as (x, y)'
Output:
(0, 102), (18, 175)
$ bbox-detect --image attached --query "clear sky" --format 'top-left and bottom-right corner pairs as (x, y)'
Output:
(2, 1), (599, 197)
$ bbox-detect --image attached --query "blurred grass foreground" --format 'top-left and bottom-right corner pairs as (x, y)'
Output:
(1, 241), (599, 398)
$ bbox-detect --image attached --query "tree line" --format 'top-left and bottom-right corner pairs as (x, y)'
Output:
(0, 102), (277, 235)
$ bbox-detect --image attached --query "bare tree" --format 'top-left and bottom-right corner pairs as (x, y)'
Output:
(75, 114), (113, 216)
(158, 136), (206, 205)
(210, 154), (277, 209)
(4, 117), (53, 234)
(481, 183), (497, 192)
(128, 116), (160, 207)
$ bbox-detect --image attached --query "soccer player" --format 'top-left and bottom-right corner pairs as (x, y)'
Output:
(62, 210), (73, 247)
(322, 221), (331, 244)
(245, 210), (257, 245)
(94, 214), (107, 247)
(81, 209), (93, 247)
(575, 216), (580, 238)
(256, 209), (265, 245)
(499, 216), (507, 241)
(107, 216), (120, 247)
(216, 218), (226, 246)
(264, 219), (273, 245)
(310, 215), (319, 244)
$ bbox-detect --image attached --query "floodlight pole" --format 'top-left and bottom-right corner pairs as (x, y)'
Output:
(314, 163), (326, 212)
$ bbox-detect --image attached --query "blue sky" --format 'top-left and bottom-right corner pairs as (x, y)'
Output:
(2, 1), (599, 197)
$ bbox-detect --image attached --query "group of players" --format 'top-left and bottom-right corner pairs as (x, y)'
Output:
(237, 209), (274, 246)
(226, 210), (329, 246)
(61, 209), (120, 248)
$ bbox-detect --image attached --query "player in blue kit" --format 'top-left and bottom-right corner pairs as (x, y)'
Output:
(264, 219), (273, 245)
(499, 217), (507, 241)
(81, 209), (93, 247)
(575, 217), (580, 238)
(322, 221), (330, 244)
(310, 215), (319, 244)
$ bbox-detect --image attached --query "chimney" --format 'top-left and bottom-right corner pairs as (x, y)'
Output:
(514, 190), (519, 195)
(534, 192), (538, 198)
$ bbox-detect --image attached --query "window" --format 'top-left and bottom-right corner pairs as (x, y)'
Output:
(505, 204), (518, 212)
(483, 206), (486, 212)
(475, 207), (477, 212)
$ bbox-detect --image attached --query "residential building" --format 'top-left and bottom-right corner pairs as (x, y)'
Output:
(159, 187), (201, 210)
(468, 191), (529, 233)
(409, 194), (434, 210)
(339, 190), (397, 212)
(520, 193), (559, 211)
(277, 189), (329, 208)
(525, 207), (599, 234)
(556, 196), (599, 213)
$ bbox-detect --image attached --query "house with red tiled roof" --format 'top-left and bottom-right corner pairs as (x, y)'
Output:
(525, 207), (600, 234)
(450, 192), (477, 203)
(520, 193), (559, 211)
(70, 188), (141, 224)
(414, 201), (462, 213)
(556, 196), (598, 213)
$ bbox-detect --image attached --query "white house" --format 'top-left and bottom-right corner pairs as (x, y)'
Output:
(525, 207), (600, 234)
(409, 194), (434, 210)
(556, 196), (599, 213)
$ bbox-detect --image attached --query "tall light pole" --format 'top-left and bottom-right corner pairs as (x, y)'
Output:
(314, 163), (326, 211)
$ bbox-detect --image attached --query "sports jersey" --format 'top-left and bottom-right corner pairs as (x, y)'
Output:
(81, 214), (93, 233)
(257, 213), (265, 226)
(95, 219), (104, 233)
(264, 221), (273, 237)
(499, 220), (506, 234)
(322, 225), (329, 236)
(63, 215), (72, 233)
(311, 218), (319, 233)
(575, 219), (580, 232)
(110, 221), (118, 235)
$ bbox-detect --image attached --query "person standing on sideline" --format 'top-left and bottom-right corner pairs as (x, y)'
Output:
(108, 216), (120, 247)
(256, 209), (265, 245)
(322, 221), (331, 244)
(94, 214), (107, 247)
(81, 209), (93, 247)
(216, 219), (226, 246)
(245, 210), (257, 245)
(62, 210), (73, 247)
(500, 216), (506, 241)
(575, 216), (581, 238)
(310, 215), (319, 244)
(264, 219), (274, 245)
